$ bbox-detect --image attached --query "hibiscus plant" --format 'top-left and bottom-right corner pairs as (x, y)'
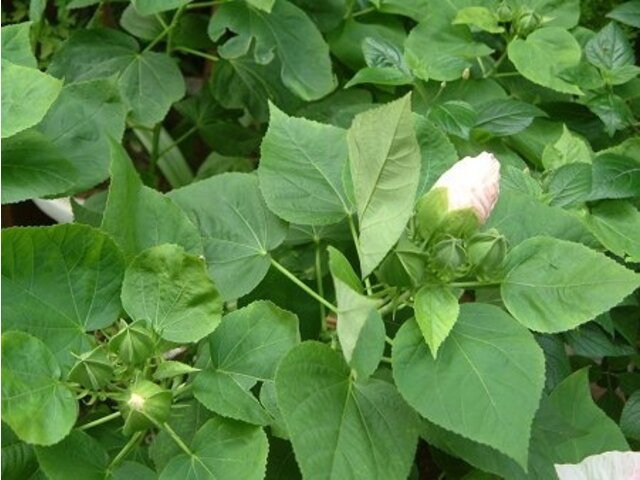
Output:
(2, 0), (640, 479)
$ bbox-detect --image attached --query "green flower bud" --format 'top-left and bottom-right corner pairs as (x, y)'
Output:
(496, 2), (513, 22)
(467, 230), (508, 279)
(429, 237), (469, 281)
(515, 10), (541, 36)
(109, 320), (155, 365)
(378, 237), (426, 287)
(68, 346), (113, 390)
(121, 380), (172, 435)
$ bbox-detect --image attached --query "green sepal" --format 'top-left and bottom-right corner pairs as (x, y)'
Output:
(109, 320), (156, 366)
(428, 237), (469, 282)
(377, 236), (427, 288)
(467, 229), (508, 280)
(67, 346), (114, 390)
(121, 379), (172, 436)
(496, 2), (513, 22)
(416, 188), (481, 242)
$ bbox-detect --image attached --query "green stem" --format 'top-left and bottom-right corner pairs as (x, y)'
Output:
(163, 422), (193, 456)
(175, 46), (219, 62)
(315, 243), (327, 332)
(187, 0), (229, 8)
(413, 80), (430, 104)
(271, 259), (338, 313)
(492, 71), (519, 78)
(149, 123), (162, 184)
(385, 335), (394, 345)
(449, 280), (501, 288)
(476, 57), (487, 77)
(378, 290), (412, 316)
(166, 5), (187, 53)
(488, 50), (508, 77)
(107, 432), (143, 472)
(77, 411), (121, 431)
(381, 356), (392, 364)
(352, 6), (375, 17)
(157, 125), (197, 159)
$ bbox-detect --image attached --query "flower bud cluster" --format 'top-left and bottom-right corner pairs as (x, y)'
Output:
(377, 152), (506, 286)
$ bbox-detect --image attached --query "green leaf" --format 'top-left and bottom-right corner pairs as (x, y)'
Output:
(427, 100), (477, 139)
(210, 55), (301, 123)
(48, 28), (185, 126)
(159, 417), (268, 480)
(328, 247), (384, 379)
(607, 1), (640, 28)
(545, 163), (592, 207)
(405, 11), (493, 81)
(584, 200), (640, 262)
(169, 173), (288, 300)
(542, 125), (592, 170)
(501, 236), (640, 332)
(120, 4), (164, 40)
(132, 0), (191, 15)
(453, 6), (504, 33)
(208, 0), (336, 101)
(347, 94), (421, 276)
(620, 390), (640, 440)
(585, 22), (635, 72)
(589, 153), (640, 200)
(586, 93), (634, 136)
(101, 142), (202, 260)
(474, 99), (545, 137)
(485, 189), (597, 247)
(510, 0), (581, 28)
(111, 462), (157, 480)
(413, 285), (460, 358)
(1, 60), (62, 139)
(248, 0), (276, 12)
(194, 300), (299, 425)
(1, 332), (77, 446)
(1, 129), (76, 204)
(345, 66), (413, 88)
(2, 225), (125, 369)
(508, 28), (583, 95)
(1, 424), (38, 480)
(37, 79), (128, 194)
(1, 22), (36, 68)
(564, 323), (635, 358)
(35, 431), (108, 480)
(373, 0), (429, 21)
(121, 244), (222, 343)
(414, 115), (457, 198)
(258, 103), (352, 225)
(393, 303), (545, 468)
(327, 17), (406, 71)
(275, 342), (418, 480)
(421, 368), (628, 479)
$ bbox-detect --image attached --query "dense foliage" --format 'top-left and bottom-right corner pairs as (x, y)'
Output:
(2, 0), (640, 479)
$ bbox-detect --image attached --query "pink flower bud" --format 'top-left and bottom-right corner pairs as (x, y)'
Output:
(433, 151), (501, 223)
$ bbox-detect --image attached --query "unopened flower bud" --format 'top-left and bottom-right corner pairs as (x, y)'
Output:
(467, 229), (507, 279)
(109, 320), (155, 365)
(428, 237), (469, 282)
(68, 346), (113, 390)
(515, 10), (541, 36)
(462, 67), (470, 80)
(121, 380), (172, 435)
(496, 2), (513, 22)
(416, 152), (501, 241)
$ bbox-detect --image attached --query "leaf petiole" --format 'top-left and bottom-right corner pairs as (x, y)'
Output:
(270, 258), (338, 313)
